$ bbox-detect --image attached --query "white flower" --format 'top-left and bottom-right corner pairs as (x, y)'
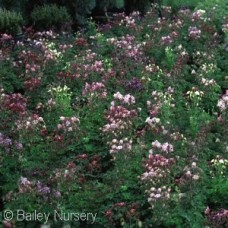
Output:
(192, 175), (199, 180)
(114, 92), (123, 100)
(155, 194), (161, 198)
(38, 117), (44, 122)
(68, 127), (73, 132)
(192, 162), (197, 168)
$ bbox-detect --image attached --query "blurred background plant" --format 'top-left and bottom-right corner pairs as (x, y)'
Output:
(0, 8), (23, 35)
(31, 4), (71, 31)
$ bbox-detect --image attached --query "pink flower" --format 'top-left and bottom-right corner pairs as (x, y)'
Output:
(152, 140), (162, 149)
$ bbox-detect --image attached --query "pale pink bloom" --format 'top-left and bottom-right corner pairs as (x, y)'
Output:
(68, 127), (73, 132)
(65, 121), (71, 127)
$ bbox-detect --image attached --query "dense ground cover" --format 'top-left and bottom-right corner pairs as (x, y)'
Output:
(0, 3), (228, 228)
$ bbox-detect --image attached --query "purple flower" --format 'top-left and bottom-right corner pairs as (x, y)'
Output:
(126, 78), (143, 91)
(0, 133), (12, 149)
(54, 190), (61, 198)
(36, 181), (51, 195)
(38, 186), (51, 195)
(15, 142), (23, 150)
(161, 35), (173, 45)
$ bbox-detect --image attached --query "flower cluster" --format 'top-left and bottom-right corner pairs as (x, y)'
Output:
(18, 177), (60, 200)
(210, 155), (228, 176)
(186, 89), (204, 98)
(36, 184), (50, 197)
(186, 87), (204, 106)
(107, 35), (143, 60)
(102, 105), (137, 135)
(217, 91), (228, 112)
(16, 114), (45, 131)
(89, 60), (105, 73)
(22, 63), (43, 91)
(161, 35), (173, 45)
(192, 9), (206, 21)
(45, 98), (56, 110)
(151, 140), (174, 153)
(57, 116), (80, 133)
(82, 82), (107, 99)
(146, 88), (175, 117)
(25, 63), (41, 75)
(141, 153), (175, 184)
(24, 78), (42, 91)
(222, 23), (228, 33)
(126, 78), (143, 91)
(141, 132), (175, 208)
(83, 49), (97, 61)
(59, 43), (73, 52)
(0, 33), (13, 42)
(205, 207), (228, 227)
(108, 138), (133, 154)
(120, 16), (136, 28)
(144, 64), (160, 74)
(0, 132), (23, 152)
(1, 92), (27, 115)
(170, 131), (186, 141)
(175, 162), (201, 185)
(119, 11), (140, 28)
(102, 93), (137, 156)
(145, 117), (161, 127)
(199, 63), (217, 74)
(0, 132), (12, 152)
(19, 177), (33, 193)
(113, 92), (135, 105)
(146, 186), (171, 208)
(44, 41), (62, 61)
(65, 50), (105, 79)
(201, 77), (217, 86)
(188, 26), (202, 39)
(35, 30), (58, 39)
(192, 51), (215, 66)
(48, 85), (72, 106)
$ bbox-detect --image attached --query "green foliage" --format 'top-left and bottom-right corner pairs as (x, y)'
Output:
(162, 0), (200, 11)
(0, 8), (23, 34)
(125, 0), (152, 14)
(31, 4), (71, 30)
(96, 0), (125, 9)
(64, 0), (96, 26)
(196, 0), (228, 27)
(0, 61), (23, 93)
(0, 0), (29, 21)
(0, 0), (26, 11)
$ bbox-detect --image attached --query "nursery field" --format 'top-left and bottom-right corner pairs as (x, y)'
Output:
(0, 3), (228, 228)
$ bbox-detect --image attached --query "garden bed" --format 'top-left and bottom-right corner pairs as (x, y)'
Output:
(0, 3), (228, 228)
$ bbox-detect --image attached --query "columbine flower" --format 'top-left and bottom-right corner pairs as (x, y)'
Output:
(188, 26), (201, 39)
(217, 92), (228, 112)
